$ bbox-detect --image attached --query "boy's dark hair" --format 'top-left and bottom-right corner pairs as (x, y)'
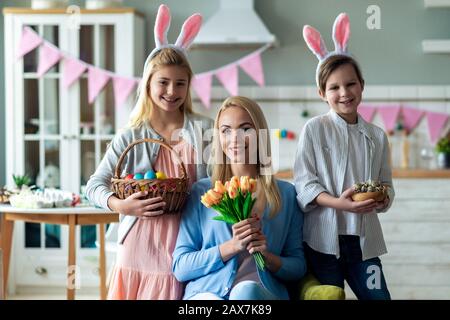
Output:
(318, 55), (364, 93)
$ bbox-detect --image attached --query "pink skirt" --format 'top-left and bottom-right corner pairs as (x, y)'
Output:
(107, 213), (184, 300)
(107, 139), (196, 300)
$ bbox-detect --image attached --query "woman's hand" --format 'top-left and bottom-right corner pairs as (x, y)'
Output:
(108, 191), (166, 218)
(231, 217), (261, 252)
(336, 187), (379, 213)
(219, 217), (260, 262)
(246, 230), (266, 255)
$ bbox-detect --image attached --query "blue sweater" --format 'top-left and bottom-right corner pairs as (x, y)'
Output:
(172, 178), (306, 300)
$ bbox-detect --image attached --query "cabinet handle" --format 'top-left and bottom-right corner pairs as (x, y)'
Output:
(35, 266), (48, 275)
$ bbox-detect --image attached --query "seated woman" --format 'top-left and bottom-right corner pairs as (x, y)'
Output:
(172, 96), (306, 300)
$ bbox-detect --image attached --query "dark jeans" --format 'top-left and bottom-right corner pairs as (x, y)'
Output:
(304, 235), (391, 300)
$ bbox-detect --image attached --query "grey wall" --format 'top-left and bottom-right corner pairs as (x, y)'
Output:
(1, 0), (450, 185)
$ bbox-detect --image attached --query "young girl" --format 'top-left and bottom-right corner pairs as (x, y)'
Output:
(172, 96), (306, 300)
(85, 5), (213, 300)
(294, 13), (394, 300)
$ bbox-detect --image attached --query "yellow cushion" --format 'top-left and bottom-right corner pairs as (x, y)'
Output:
(299, 274), (346, 300)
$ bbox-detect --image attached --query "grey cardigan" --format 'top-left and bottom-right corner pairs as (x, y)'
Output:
(85, 112), (214, 244)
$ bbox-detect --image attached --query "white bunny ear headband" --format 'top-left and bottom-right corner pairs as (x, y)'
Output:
(144, 4), (202, 67)
(302, 13), (351, 86)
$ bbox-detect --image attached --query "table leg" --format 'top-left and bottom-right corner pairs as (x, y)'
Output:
(67, 215), (76, 300)
(99, 223), (106, 300)
(1, 215), (14, 299)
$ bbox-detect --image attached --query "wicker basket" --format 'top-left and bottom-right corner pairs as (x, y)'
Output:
(111, 138), (189, 214)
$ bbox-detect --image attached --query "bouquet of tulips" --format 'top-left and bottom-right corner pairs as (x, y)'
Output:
(200, 176), (266, 271)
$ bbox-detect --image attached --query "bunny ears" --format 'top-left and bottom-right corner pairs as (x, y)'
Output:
(302, 13), (351, 85)
(146, 5), (202, 64)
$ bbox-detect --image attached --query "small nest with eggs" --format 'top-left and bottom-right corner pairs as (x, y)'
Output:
(351, 180), (387, 202)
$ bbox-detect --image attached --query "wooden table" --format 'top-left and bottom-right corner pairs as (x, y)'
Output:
(0, 205), (119, 300)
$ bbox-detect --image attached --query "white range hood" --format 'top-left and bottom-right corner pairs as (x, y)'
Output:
(192, 0), (277, 48)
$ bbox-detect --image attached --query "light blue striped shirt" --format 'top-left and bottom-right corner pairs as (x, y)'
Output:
(293, 109), (395, 260)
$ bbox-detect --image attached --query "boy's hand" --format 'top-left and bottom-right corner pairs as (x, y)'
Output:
(375, 196), (390, 211)
(337, 187), (378, 213)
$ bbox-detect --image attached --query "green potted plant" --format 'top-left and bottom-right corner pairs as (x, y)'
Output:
(435, 137), (450, 169)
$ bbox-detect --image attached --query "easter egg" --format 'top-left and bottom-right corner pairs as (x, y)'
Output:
(156, 171), (167, 179)
(125, 174), (134, 180)
(133, 173), (144, 180)
(144, 170), (156, 179)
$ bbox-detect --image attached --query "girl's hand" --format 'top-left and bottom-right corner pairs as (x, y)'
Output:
(337, 187), (378, 214)
(230, 217), (261, 252)
(114, 191), (166, 218)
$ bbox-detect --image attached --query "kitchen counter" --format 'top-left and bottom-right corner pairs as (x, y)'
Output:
(275, 168), (450, 180)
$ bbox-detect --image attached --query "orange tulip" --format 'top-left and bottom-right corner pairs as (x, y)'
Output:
(240, 176), (250, 193)
(201, 193), (214, 208)
(249, 178), (257, 193)
(228, 185), (238, 199)
(213, 180), (227, 195)
(207, 189), (223, 204)
(230, 176), (240, 189)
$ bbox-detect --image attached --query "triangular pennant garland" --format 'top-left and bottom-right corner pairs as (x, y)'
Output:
(239, 51), (265, 87)
(191, 73), (213, 109)
(62, 57), (87, 88)
(37, 43), (62, 77)
(215, 64), (239, 96)
(88, 67), (110, 104)
(113, 76), (138, 108)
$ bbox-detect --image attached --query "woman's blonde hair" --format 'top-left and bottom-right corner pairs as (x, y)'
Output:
(209, 96), (281, 217)
(129, 48), (194, 128)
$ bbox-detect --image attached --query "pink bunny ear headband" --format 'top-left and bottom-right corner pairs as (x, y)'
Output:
(302, 13), (351, 86)
(144, 4), (202, 68)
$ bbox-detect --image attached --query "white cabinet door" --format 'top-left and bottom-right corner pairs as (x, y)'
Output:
(4, 9), (144, 290)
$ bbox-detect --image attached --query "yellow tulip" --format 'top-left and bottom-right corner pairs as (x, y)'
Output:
(213, 180), (227, 195)
(240, 176), (250, 193)
(249, 178), (257, 193)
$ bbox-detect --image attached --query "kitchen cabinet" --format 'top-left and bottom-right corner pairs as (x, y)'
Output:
(3, 7), (144, 291)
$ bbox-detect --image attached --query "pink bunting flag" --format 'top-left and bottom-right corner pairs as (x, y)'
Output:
(37, 43), (62, 77)
(16, 26), (43, 59)
(377, 106), (401, 133)
(62, 57), (87, 88)
(88, 67), (110, 104)
(113, 76), (137, 108)
(191, 73), (213, 109)
(358, 105), (377, 122)
(402, 107), (424, 134)
(426, 111), (449, 144)
(238, 52), (265, 87)
(215, 64), (238, 96)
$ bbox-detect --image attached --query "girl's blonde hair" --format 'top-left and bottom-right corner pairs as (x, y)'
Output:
(210, 96), (281, 217)
(129, 48), (194, 128)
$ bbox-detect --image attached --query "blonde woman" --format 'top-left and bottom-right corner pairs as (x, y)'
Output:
(172, 96), (306, 300)
(86, 6), (213, 299)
